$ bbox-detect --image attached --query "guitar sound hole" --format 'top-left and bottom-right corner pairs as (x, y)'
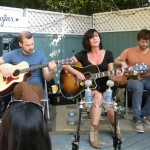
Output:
(13, 69), (20, 77)
(85, 73), (91, 80)
(3, 76), (6, 81)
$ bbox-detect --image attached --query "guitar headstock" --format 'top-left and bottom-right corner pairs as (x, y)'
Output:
(132, 63), (148, 73)
(56, 58), (75, 65)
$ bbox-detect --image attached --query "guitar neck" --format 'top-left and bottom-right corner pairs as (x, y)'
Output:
(91, 69), (117, 79)
(21, 64), (48, 73)
(91, 64), (148, 80)
(20, 59), (75, 73)
(91, 67), (131, 79)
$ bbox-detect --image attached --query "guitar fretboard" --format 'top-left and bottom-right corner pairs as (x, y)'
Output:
(21, 64), (48, 73)
(90, 64), (147, 79)
(91, 70), (117, 79)
(20, 58), (74, 73)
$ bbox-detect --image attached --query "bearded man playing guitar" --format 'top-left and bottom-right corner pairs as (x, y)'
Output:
(0, 31), (57, 104)
(62, 29), (123, 149)
(115, 29), (150, 133)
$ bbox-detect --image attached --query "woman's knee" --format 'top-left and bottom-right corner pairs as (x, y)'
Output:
(107, 107), (114, 114)
(92, 90), (102, 99)
(92, 91), (103, 105)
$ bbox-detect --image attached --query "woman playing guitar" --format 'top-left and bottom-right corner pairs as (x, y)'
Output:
(62, 29), (123, 149)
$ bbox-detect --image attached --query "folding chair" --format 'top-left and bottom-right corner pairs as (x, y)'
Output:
(125, 88), (148, 120)
(41, 80), (50, 119)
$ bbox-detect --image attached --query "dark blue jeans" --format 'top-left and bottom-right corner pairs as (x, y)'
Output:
(127, 78), (150, 121)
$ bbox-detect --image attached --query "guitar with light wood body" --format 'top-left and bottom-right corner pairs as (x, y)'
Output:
(0, 59), (75, 97)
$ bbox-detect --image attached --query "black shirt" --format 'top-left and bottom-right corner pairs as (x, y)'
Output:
(75, 50), (114, 92)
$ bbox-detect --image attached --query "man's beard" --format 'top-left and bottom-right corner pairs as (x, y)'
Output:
(139, 45), (147, 50)
(23, 49), (34, 55)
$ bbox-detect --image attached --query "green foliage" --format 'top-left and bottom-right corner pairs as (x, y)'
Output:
(46, 0), (85, 14)
(0, 0), (150, 15)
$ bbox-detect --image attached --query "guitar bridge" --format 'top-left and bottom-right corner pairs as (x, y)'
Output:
(80, 82), (84, 86)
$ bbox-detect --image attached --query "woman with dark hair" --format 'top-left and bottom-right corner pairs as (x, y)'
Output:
(0, 100), (52, 150)
(63, 29), (123, 149)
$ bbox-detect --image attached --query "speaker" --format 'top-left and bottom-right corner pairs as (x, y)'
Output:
(9, 37), (20, 50)
(0, 36), (12, 55)
(3, 39), (11, 54)
(0, 35), (20, 56)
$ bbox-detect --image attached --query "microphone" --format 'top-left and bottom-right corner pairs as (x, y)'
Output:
(104, 80), (114, 104)
(106, 80), (114, 88)
(85, 80), (92, 88)
(85, 80), (93, 108)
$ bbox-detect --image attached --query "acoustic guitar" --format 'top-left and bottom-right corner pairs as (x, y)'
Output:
(59, 63), (147, 99)
(0, 58), (75, 97)
(119, 64), (149, 85)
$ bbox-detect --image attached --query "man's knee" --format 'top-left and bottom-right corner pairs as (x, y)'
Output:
(19, 82), (30, 87)
(127, 80), (144, 91)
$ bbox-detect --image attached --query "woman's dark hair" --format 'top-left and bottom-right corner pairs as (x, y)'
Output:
(137, 29), (150, 41)
(82, 29), (103, 52)
(0, 101), (51, 150)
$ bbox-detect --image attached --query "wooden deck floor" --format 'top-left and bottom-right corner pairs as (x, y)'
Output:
(49, 105), (150, 150)
(50, 132), (150, 150)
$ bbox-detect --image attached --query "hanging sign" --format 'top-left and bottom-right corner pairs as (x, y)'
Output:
(0, 7), (28, 32)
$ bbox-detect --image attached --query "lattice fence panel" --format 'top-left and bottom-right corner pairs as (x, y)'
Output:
(26, 9), (92, 35)
(1, 6), (150, 34)
(93, 7), (150, 32)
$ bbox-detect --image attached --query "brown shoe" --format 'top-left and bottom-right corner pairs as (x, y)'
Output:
(89, 125), (101, 149)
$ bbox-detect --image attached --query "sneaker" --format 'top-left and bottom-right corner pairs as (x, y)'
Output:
(141, 117), (150, 128)
(135, 121), (144, 133)
(146, 115), (150, 122)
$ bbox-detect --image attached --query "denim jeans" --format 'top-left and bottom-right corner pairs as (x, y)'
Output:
(127, 78), (150, 121)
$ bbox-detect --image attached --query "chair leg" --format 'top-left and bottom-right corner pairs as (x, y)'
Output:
(42, 99), (50, 119)
(125, 89), (129, 119)
(46, 99), (50, 119)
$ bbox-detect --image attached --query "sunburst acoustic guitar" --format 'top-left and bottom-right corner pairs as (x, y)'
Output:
(59, 63), (148, 99)
(0, 58), (75, 97)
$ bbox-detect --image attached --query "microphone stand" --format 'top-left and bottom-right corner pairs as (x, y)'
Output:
(113, 100), (122, 150)
(72, 100), (85, 150)
(104, 80), (122, 150)
(72, 80), (93, 150)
